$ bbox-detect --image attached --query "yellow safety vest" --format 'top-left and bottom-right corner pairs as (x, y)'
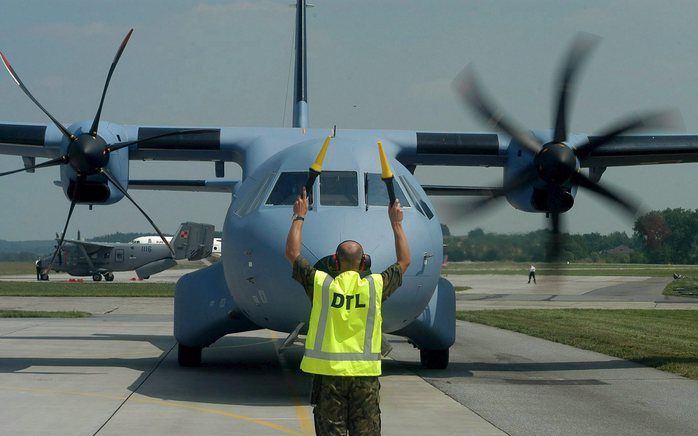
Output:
(301, 270), (383, 376)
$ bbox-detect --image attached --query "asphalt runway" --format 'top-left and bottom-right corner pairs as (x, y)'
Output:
(450, 274), (698, 310)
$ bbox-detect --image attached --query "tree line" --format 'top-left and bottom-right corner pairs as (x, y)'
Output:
(444, 208), (698, 264)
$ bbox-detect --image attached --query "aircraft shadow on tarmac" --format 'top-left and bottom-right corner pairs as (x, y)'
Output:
(4, 332), (689, 406)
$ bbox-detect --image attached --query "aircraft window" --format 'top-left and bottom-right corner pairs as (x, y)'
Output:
(320, 171), (358, 206)
(235, 171), (276, 216)
(364, 173), (410, 207)
(399, 175), (434, 219)
(266, 172), (308, 205)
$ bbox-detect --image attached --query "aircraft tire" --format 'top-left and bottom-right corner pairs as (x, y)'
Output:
(178, 344), (202, 367)
(92, 273), (102, 282)
(420, 349), (449, 369)
(104, 273), (114, 282)
(40, 273), (49, 281)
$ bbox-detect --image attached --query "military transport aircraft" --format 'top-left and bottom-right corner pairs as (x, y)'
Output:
(1, 0), (698, 369)
(38, 222), (214, 281)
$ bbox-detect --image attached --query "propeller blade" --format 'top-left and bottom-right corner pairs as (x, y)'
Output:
(574, 110), (680, 160)
(100, 168), (175, 257)
(44, 197), (78, 274)
(571, 172), (639, 216)
(548, 211), (563, 264)
(453, 66), (542, 154)
(0, 156), (67, 177)
(448, 168), (539, 219)
(104, 128), (219, 154)
(0, 51), (76, 141)
(90, 29), (134, 137)
(473, 168), (539, 208)
(552, 33), (600, 143)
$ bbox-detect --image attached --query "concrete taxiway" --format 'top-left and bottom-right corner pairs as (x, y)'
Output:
(1, 274), (697, 435)
(0, 310), (501, 436)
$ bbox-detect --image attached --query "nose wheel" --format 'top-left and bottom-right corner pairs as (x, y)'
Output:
(178, 344), (202, 367)
(420, 348), (449, 369)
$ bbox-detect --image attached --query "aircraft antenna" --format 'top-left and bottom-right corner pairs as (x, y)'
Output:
(292, 0), (309, 128)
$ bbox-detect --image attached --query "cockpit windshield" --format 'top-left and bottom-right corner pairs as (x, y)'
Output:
(365, 173), (410, 207)
(266, 172), (306, 205)
(320, 171), (358, 206)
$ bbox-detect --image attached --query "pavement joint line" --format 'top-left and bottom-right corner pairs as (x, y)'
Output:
(271, 331), (314, 435)
(0, 385), (305, 435)
(92, 339), (177, 436)
(1, 320), (49, 337)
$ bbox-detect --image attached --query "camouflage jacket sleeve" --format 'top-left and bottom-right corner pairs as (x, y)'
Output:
(380, 263), (403, 302)
(292, 256), (316, 299)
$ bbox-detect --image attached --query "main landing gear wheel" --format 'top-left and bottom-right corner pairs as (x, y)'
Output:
(40, 273), (49, 281)
(178, 344), (202, 367)
(104, 272), (114, 282)
(92, 273), (102, 282)
(420, 349), (449, 369)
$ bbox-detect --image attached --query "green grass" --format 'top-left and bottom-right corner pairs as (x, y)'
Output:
(0, 309), (91, 318)
(443, 261), (698, 277)
(454, 286), (472, 292)
(0, 281), (174, 297)
(0, 262), (36, 275)
(457, 309), (698, 380)
(664, 277), (698, 298)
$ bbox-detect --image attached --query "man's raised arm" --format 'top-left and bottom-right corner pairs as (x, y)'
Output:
(389, 200), (411, 273)
(285, 188), (309, 264)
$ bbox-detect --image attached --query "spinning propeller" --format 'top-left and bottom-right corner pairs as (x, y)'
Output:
(453, 33), (676, 263)
(0, 30), (215, 273)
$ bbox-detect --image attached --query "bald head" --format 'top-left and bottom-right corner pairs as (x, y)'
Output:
(336, 240), (364, 272)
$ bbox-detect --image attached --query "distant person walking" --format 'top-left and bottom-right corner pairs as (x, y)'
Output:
(35, 258), (42, 281)
(528, 264), (536, 284)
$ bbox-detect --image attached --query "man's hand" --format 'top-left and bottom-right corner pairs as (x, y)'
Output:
(389, 200), (403, 224)
(389, 200), (410, 273)
(294, 187), (309, 218)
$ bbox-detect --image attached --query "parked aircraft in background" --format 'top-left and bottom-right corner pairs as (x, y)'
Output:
(38, 222), (214, 281)
(132, 235), (222, 259)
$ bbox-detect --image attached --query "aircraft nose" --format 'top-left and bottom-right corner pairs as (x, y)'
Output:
(301, 211), (398, 273)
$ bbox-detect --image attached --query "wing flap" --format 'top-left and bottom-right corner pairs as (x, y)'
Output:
(581, 135), (698, 167)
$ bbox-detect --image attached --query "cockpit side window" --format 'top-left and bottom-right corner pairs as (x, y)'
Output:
(320, 171), (358, 206)
(266, 172), (307, 205)
(235, 171), (276, 216)
(399, 175), (434, 219)
(365, 173), (410, 207)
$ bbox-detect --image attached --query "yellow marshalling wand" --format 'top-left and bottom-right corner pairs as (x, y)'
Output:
(305, 135), (332, 204)
(377, 141), (396, 205)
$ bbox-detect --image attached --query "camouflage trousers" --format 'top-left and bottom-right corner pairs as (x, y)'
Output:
(310, 374), (381, 435)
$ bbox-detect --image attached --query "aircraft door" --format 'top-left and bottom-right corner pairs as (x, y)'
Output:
(115, 249), (124, 263)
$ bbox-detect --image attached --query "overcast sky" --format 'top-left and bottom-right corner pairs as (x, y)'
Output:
(1, 0), (697, 240)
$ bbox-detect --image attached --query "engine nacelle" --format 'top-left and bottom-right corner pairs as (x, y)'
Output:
(503, 131), (581, 213)
(59, 121), (130, 205)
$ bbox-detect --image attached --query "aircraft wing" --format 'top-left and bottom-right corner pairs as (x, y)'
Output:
(60, 238), (112, 253)
(127, 179), (238, 193)
(4, 122), (698, 170)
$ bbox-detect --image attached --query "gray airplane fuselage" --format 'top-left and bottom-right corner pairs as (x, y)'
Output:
(223, 137), (443, 334)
